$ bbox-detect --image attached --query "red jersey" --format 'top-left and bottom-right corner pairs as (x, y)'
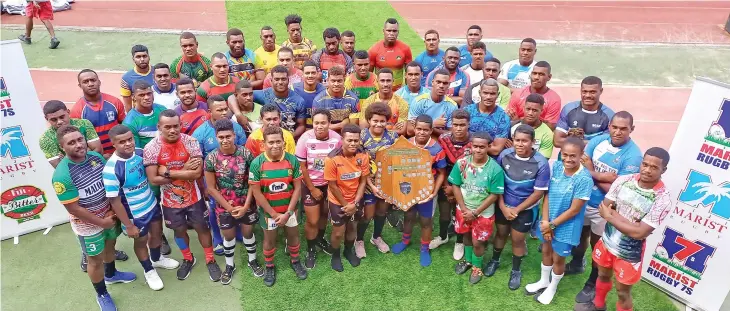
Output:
(507, 86), (562, 125)
(196, 76), (239, 102)
(70, 93), (126, 154)
(368, 40), (412, 90)
(142, 134), (203, 208)
(174, 102), (210, 135)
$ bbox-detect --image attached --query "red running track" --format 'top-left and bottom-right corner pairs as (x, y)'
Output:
(31, 70), (688, 150)
(1, 0), (227, 32)
(390, 0), (730, 44)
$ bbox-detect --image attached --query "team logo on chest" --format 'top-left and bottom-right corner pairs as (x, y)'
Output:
(106, 111), (115, 122)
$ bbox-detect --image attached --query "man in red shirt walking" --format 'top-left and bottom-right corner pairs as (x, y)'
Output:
(368, 18), (412, 92)
(17, 0), (59, 49)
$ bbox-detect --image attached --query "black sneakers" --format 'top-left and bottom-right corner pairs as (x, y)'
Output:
(263, 267), (276, 287)
(305, 250), (317, 269)
(484, 259), (500, 277)
(115, 250), (129, 261)
(221, 265), (236, 285)
(344, 248), (361, 267)
(291, 261), (308, 280)
(207, 261), (222, 282)
(317, 239), (333, 255)
(455, 261), (473, 275)
(508, 270), (522, 290)
(49, 37), (60, 49)
(248, 260), (264, 277)
(331, 256), (344, 272)
(17, 34), (31, 44)
(575, 283), (596, 303)
(565, 258), (586, 275)
(177, 256), (196, 280)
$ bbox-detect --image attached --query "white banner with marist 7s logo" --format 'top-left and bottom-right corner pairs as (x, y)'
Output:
(1, 40), (69, 241)
(641, 77), (730, 311)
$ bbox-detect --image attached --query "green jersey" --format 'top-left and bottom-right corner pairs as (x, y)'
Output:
(248, 152), (302, 214)
(39, 118), (99, 162)
(511, 121), (554, 159)
(448, 155), (505, 217)
(122, 104), (167, 148)
(170, 54), (212, 83)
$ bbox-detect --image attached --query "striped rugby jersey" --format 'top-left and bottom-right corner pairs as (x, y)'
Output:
(103, 149), (157, 219)
(123, 104), (167, 148)
(196, 76), (239, 102)
(249, 152), (302, 214)
(295, 129), (342, 186)
(70, 93), (126, 154)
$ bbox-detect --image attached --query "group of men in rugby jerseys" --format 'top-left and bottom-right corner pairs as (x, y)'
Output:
(42, 14), (671, 311)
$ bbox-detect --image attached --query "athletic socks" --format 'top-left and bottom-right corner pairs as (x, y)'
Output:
(439, 220), (449, 240)
(104, 261), (117, 278)
(181, 249), (193, 262)
(586, 265), (599, 287)
(243, 234), (257, 262)
(401, 233), (412, 245)
(492, 248), (503, 261)
(223, 239), (236, 267)
(616, 303), (633, 311)
(175, 237), (193, 261)
(316, 229), (326, 242)
(332, 247), (342, 258)
(472, 253), (483, 269)
(594, 278), (613, 308)
(288, 244), (301, 263)
(537, 271), (564, 305)
(356, 221), (368, 241)
(203, 247), (215, 264)
(307, 239), (317, 253)
(149, 247), (161, 262)
(456, 234), (464, 244)
(140, 259), (154, 272)
(373, 215), (386, 239)
(264, 248), (276, 268)
(571, 246), (585, 263)
(420, 240), (429, 252)
(512, 255), (524, 271)
(525, 263), (552, 293)
(92, 280), (108, 296)
(464, 245), (474, 263)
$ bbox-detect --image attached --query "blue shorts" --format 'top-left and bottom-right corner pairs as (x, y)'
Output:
(363, 193), (379, 206)
(409, 199), (436, 218)
(537, 230), (573, 257)
(123, 206), (162, 238)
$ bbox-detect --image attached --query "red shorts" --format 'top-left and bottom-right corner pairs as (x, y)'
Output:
(25, 2), (54, 20)
(593, 239), (643, 285)
(454, 206), (494, 242)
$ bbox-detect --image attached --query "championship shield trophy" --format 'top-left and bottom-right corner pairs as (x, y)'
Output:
(374, 136), (434, 211)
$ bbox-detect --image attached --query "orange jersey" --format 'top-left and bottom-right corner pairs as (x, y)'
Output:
(368, 40), (412, 90)
(324, 149), (370, 204)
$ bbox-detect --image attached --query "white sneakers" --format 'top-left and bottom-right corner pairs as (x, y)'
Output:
(152, 256), (180, 270)
(144, 269), (164, 291)
(429, 236), (449, 250)
(453, 243), (465, 260)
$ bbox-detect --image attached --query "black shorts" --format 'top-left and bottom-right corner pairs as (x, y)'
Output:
(495, 207), (535, 233)
(303, 185), (328, 206)
(329, 201), (363, 227)
(217, 209), (259, 229)
(162, 200), (209, 230)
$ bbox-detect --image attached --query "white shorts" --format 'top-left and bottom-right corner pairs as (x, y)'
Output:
(583, 206), (606, 236)
(261, 210), (299, 230)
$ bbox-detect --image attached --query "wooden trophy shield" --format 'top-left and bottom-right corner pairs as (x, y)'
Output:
(374, 136), (434, 211)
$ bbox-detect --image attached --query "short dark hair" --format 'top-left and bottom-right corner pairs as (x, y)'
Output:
(452, 109), (470, 122)
(180, 31), (197, 42)
(405, 61), (422, 72)
(415, 114), (433, 128)
(534, 61), (551, 73)
(312, 108), (332, 121)
(342, 124), (361, 136)
(235, 79), (252, 92)
(132, 80), (152, 94)
(472, 131), (493, 144)
(377, 68), (393, 78)
(513, 124), (535, 141)
(467, 25), (482, 33)
(56, 125), (81, 144)
(207, 94), (226, 106)
(261, 25), (273, 32)
(341, 30), (355, 38)
(612, 111), (635, 127)
(424, 29), (439, 39)
(153, 63), (169, 71)
(328, 65), (346, 77)
(445, 46), (460, 55)
(213, 118), (234, 133)
(284, 14), (302, 26)
(525, 93), (545, 105)
(645, 147), (670, 167)
(521, 37), (537, 46)
(433, 68), (450, 79)
(77, 69), (97, 81)
(109, 124), (131, 140)
(43, 100), (68, 116)
(131, 44), (148, 56)
(278, 47), (294, 57)
(485, 57), (501, 66)
(226, 28), (243, 40)
(176, 78), (195, 89)
(471, 41), (487, 51)
(211, 52), (227, 62)
(159, 109), (179, 120)
(365, 102), (392, 121)
(271, 65), (289, 76)
(581, 76), (603, 88)
(263, 126), (283, 142)
(354, 50), (369, 60)
(385, 18), (398, 26)
(563, 136), (586, 151)
(302, 60), (317, 71)
(323, 27), (340, 40)
(261, 104), (281, 118)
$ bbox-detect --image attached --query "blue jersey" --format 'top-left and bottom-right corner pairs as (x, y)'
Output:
(103, 149), (158, 219)
(409, 137), (447, 175)
(253, 88), (308, 133)
(395, 86), (430, 107)
(584, 134), (643, 207)
(407, 93), (458, 128)
(192, 120), (247, 158)
(458, 44), (494, 68)
(556, 101), (615, 141)
(312, 90), (359, 124)
(425, 66), (471, 97)
(361, 128), (398, 163)
(290, 82), (325, 125)
(547, 162), (593, 245)
(120, 68), (155, 98)
(464, 104), (511, 139)
(414, 50), (444, 87)
(497, 148), (550, 209)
